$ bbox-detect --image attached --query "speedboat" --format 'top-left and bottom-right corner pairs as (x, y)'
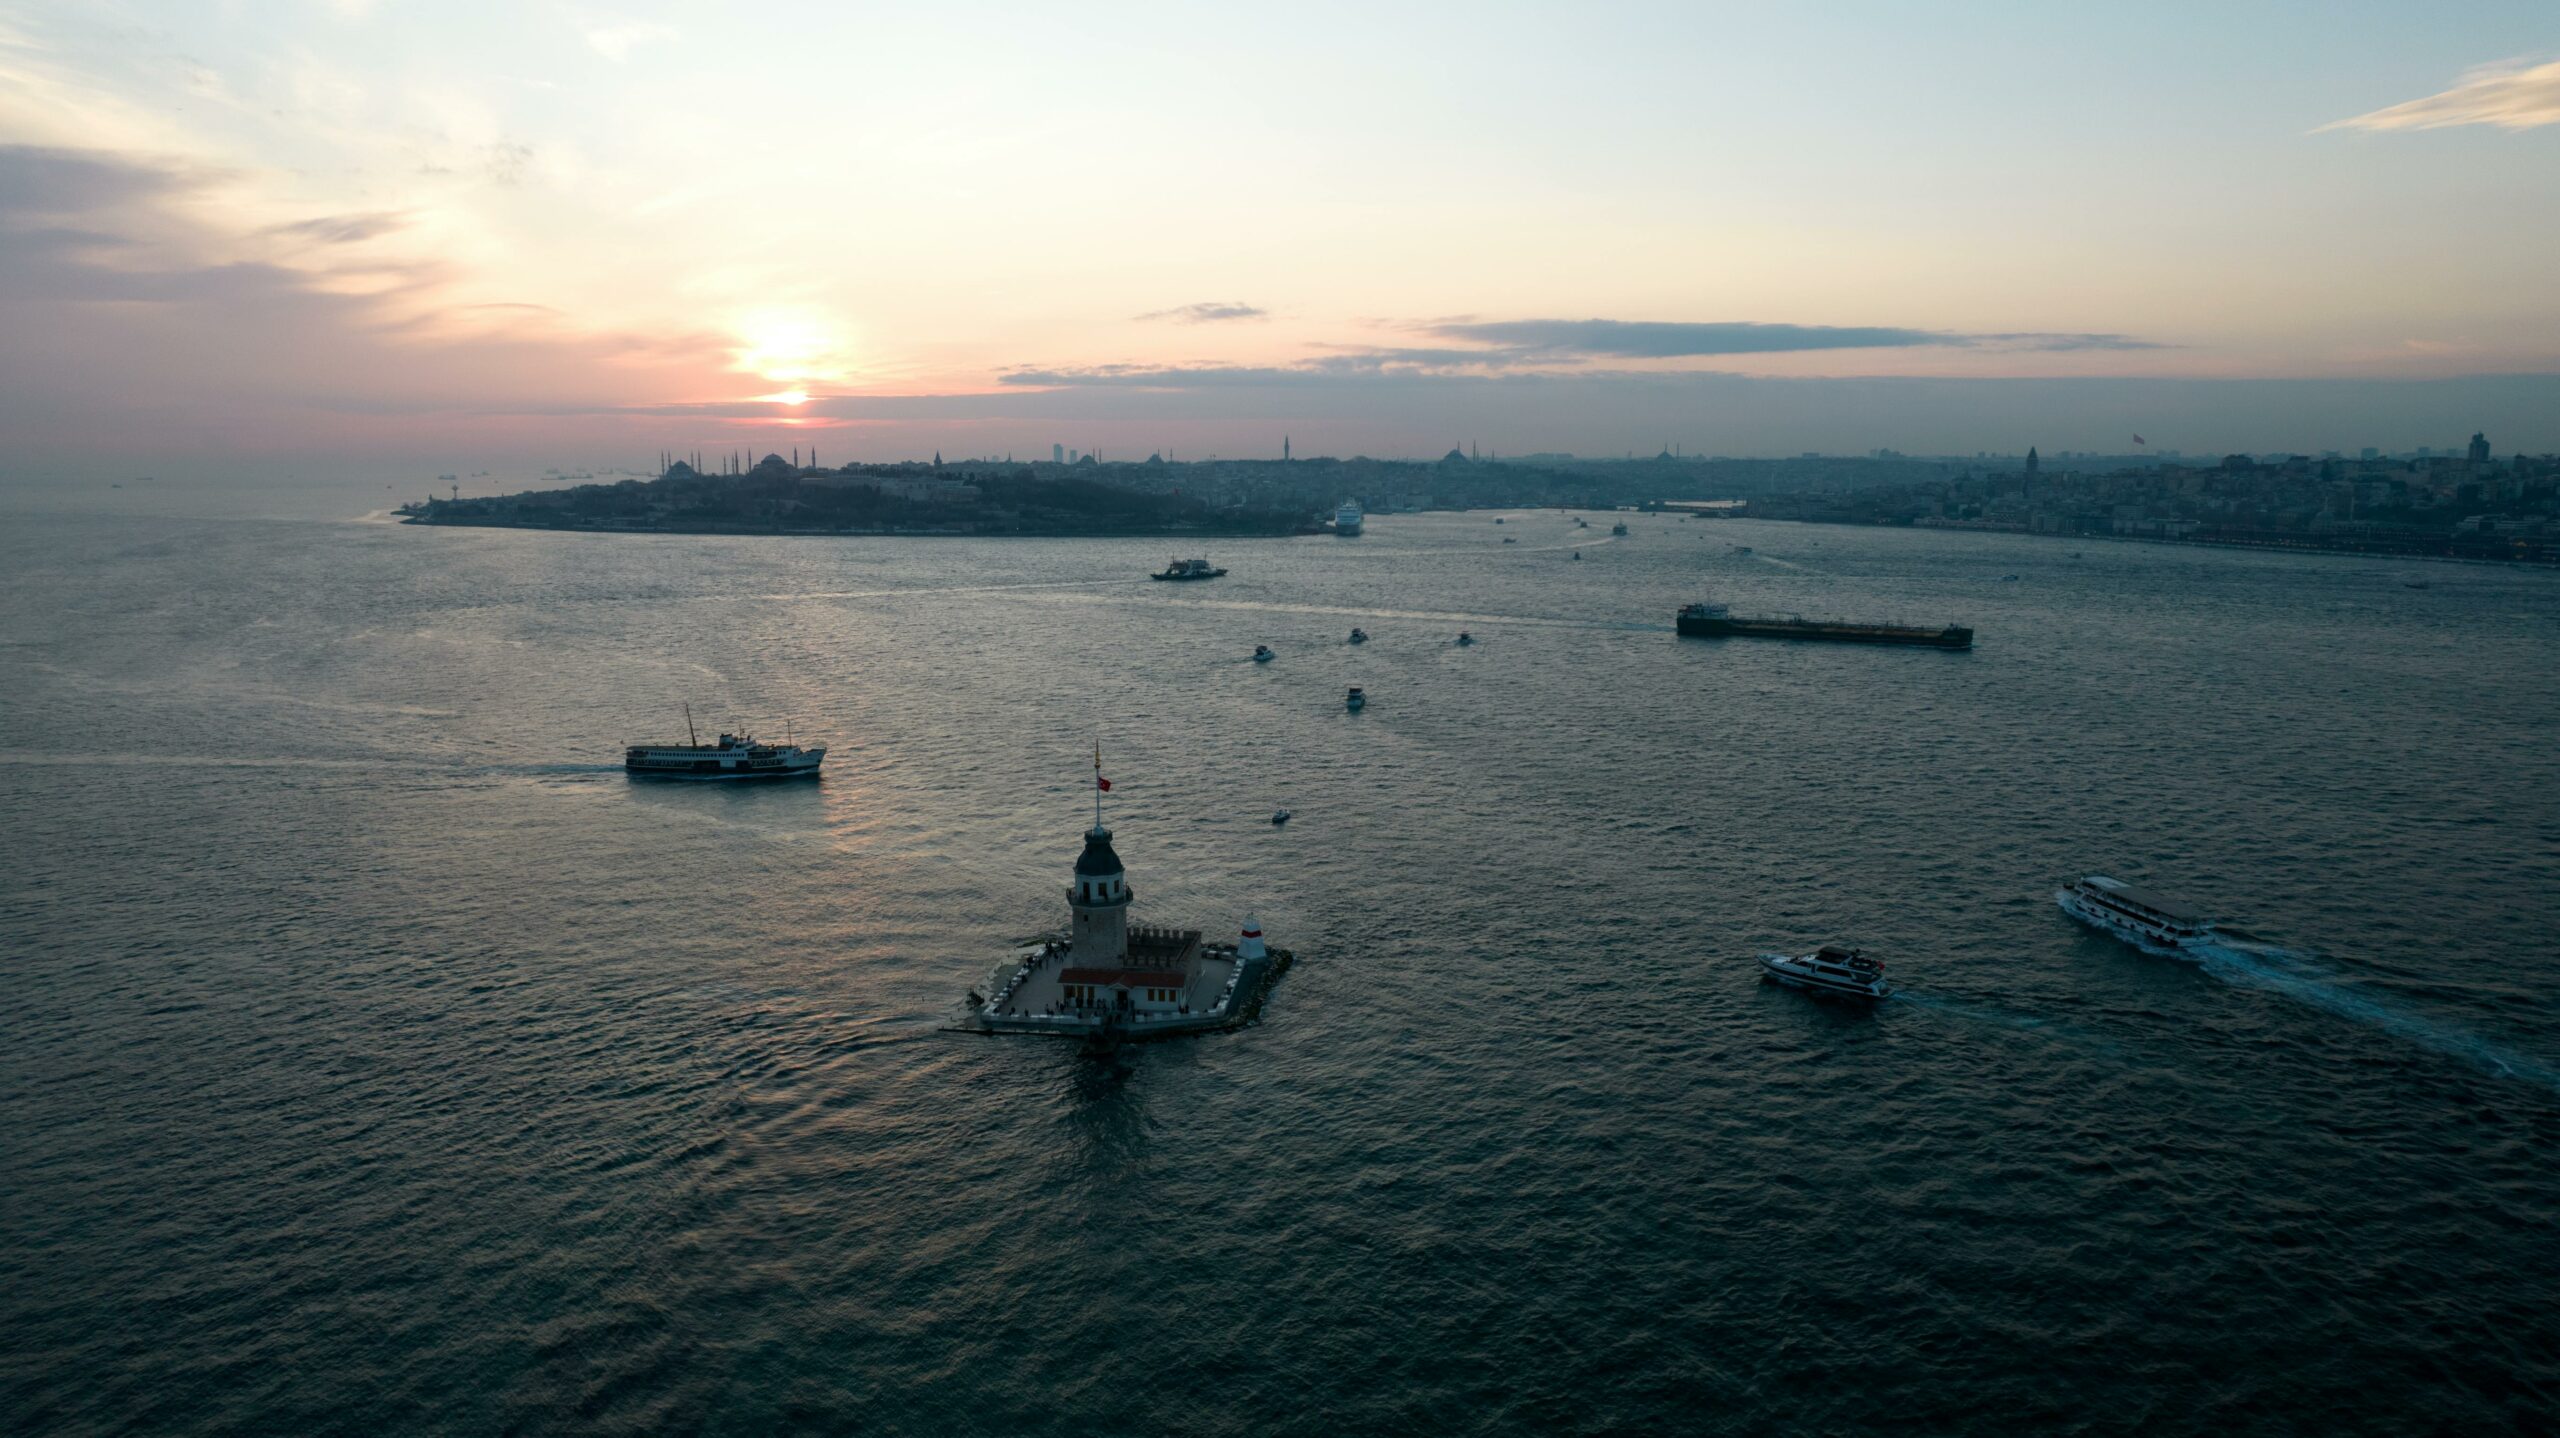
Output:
(1253, 644), (1275, 662)
(1757, 946), (1890, 1000)
(1348, 628), (1368, 644)
(1455, 632), (1474, 646)
(2057, 875), (2215, 954)
(1345, 686), (1366, 711)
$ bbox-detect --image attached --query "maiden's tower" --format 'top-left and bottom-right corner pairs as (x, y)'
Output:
(960, 763), (1288, 1040)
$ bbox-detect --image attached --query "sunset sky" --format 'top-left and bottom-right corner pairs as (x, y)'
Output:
(4, 1), (2558, 468)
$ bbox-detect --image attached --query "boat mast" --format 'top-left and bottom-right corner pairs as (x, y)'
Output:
(684, 703), (698, 747)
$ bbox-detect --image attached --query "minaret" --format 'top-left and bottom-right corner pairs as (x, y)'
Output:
(1068, 823), (1130, 963)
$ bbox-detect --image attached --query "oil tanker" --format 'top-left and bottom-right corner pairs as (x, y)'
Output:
(1676, 602), (1972, 649)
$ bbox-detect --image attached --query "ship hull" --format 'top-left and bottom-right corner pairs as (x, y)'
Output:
(1677, 614), (1972, 648)
(624, 748), (825, 780)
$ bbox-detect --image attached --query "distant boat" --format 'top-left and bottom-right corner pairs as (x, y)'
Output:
(1611, 522), (1628, 536)
(1571, 551), (1582, 561)
(1153, 557), (1227, 581)
(1271, 809), (1291, 825)
(1733, 545), (1752, 554)
(1348, 627), (1368, 644)
(1455, 632), (1474, 646)
(2403, 579), (2432, 590)
(1999, 574), (2020, 582)
(1333, 499), (1364, 536)
(2067, 551), (2083, 558)
(1502, 537), (1516, 544)
(1345, 686), (1366, 712)
(1253, 644), (1275, 662)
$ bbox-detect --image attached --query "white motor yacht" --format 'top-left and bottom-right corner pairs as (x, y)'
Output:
(1757, 945), (1890, 999)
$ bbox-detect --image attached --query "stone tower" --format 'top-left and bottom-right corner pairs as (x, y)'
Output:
(1068, 824), (1130, 963)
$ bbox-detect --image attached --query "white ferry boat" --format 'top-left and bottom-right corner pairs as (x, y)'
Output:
(2056, 875), (2214, 953)
(1758, 945), (1890, 1000)
(1334, 499), (1364, 536)
(625, 714), (824, 781)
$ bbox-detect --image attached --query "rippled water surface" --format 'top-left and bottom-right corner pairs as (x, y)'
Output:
(4, 497), (2557, 1435)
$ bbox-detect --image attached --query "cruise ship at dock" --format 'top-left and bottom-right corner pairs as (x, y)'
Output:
(1333, 500), (1363, 536)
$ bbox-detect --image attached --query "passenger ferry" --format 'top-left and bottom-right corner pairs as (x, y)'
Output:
(625, 715), (824, 781)
(1758, 946), (1890, 1000)
(1152, 557), (1227, 581)
(1333, 500), (1364, 536)
(2056, 875), (2215, 953)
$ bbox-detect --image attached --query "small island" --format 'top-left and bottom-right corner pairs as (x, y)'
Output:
(400, 452), (1321, 538)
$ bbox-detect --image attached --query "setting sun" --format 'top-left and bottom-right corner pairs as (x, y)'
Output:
(731, 310), (851, 385)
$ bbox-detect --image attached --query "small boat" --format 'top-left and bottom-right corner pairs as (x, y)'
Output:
(1610, 522), (1628, 536)
(1345, 686), (1366, 711)
(1253, 644), (1275, 662)
(1575, 518), (1588, 528)
(2067, 551), (2083, 558)
(1758, 946), (1890, 1000)
(1571, 551), (1582, 560)
(2057, 875), (2215, 954)
(1152, 557), (1227, 581)
(1455, 632), (1474, 646)
(2403, 579), (2431, 590)
(1271, 809), (1291, 825)
(1733, 545), (1752, 554)
(1348, 628), (1368, 644)
(1494, 517), (1505, 525)
(1502, 537), (1517, 544)
(1999, 574), (2019, 582)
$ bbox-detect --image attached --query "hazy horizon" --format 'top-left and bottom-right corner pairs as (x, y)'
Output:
(4, 2), (2558, 468)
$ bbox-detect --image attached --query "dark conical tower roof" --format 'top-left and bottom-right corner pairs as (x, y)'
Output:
(1073, 824), (1123, 877)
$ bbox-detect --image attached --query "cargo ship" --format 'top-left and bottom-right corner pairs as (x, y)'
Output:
(1676, 602), (1972, 649)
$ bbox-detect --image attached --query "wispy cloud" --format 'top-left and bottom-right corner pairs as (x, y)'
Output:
(586, 20), (680, 63)
(2321, 57), (2560, 132)
(263, 211), (408, 245)
(1135, 301), (1267, 324)
(1418, 318), (2159, 357)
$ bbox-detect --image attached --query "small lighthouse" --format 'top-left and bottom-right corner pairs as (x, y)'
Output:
(1068, 824), (1130, 964)
(1236, 916), (1266, 961)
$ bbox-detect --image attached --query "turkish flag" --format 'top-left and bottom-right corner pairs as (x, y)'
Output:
(1096, 776), (1112, 792)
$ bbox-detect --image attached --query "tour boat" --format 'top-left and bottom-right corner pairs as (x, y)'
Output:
(625, 718), (824, 781)
(2056, 875), (2215, 954)
(1757, 946), (1890, 1000)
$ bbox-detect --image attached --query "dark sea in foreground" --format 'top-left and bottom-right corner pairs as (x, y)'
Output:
(4, 484), (2557, 1436)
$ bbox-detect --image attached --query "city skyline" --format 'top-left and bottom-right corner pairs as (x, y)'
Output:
(3, 2), (2559, 469)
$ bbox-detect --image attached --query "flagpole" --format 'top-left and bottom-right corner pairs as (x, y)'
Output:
(1093, 738), (1103, 830)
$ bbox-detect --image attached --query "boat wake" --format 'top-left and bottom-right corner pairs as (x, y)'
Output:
(2186, 938), (2560, 1093)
